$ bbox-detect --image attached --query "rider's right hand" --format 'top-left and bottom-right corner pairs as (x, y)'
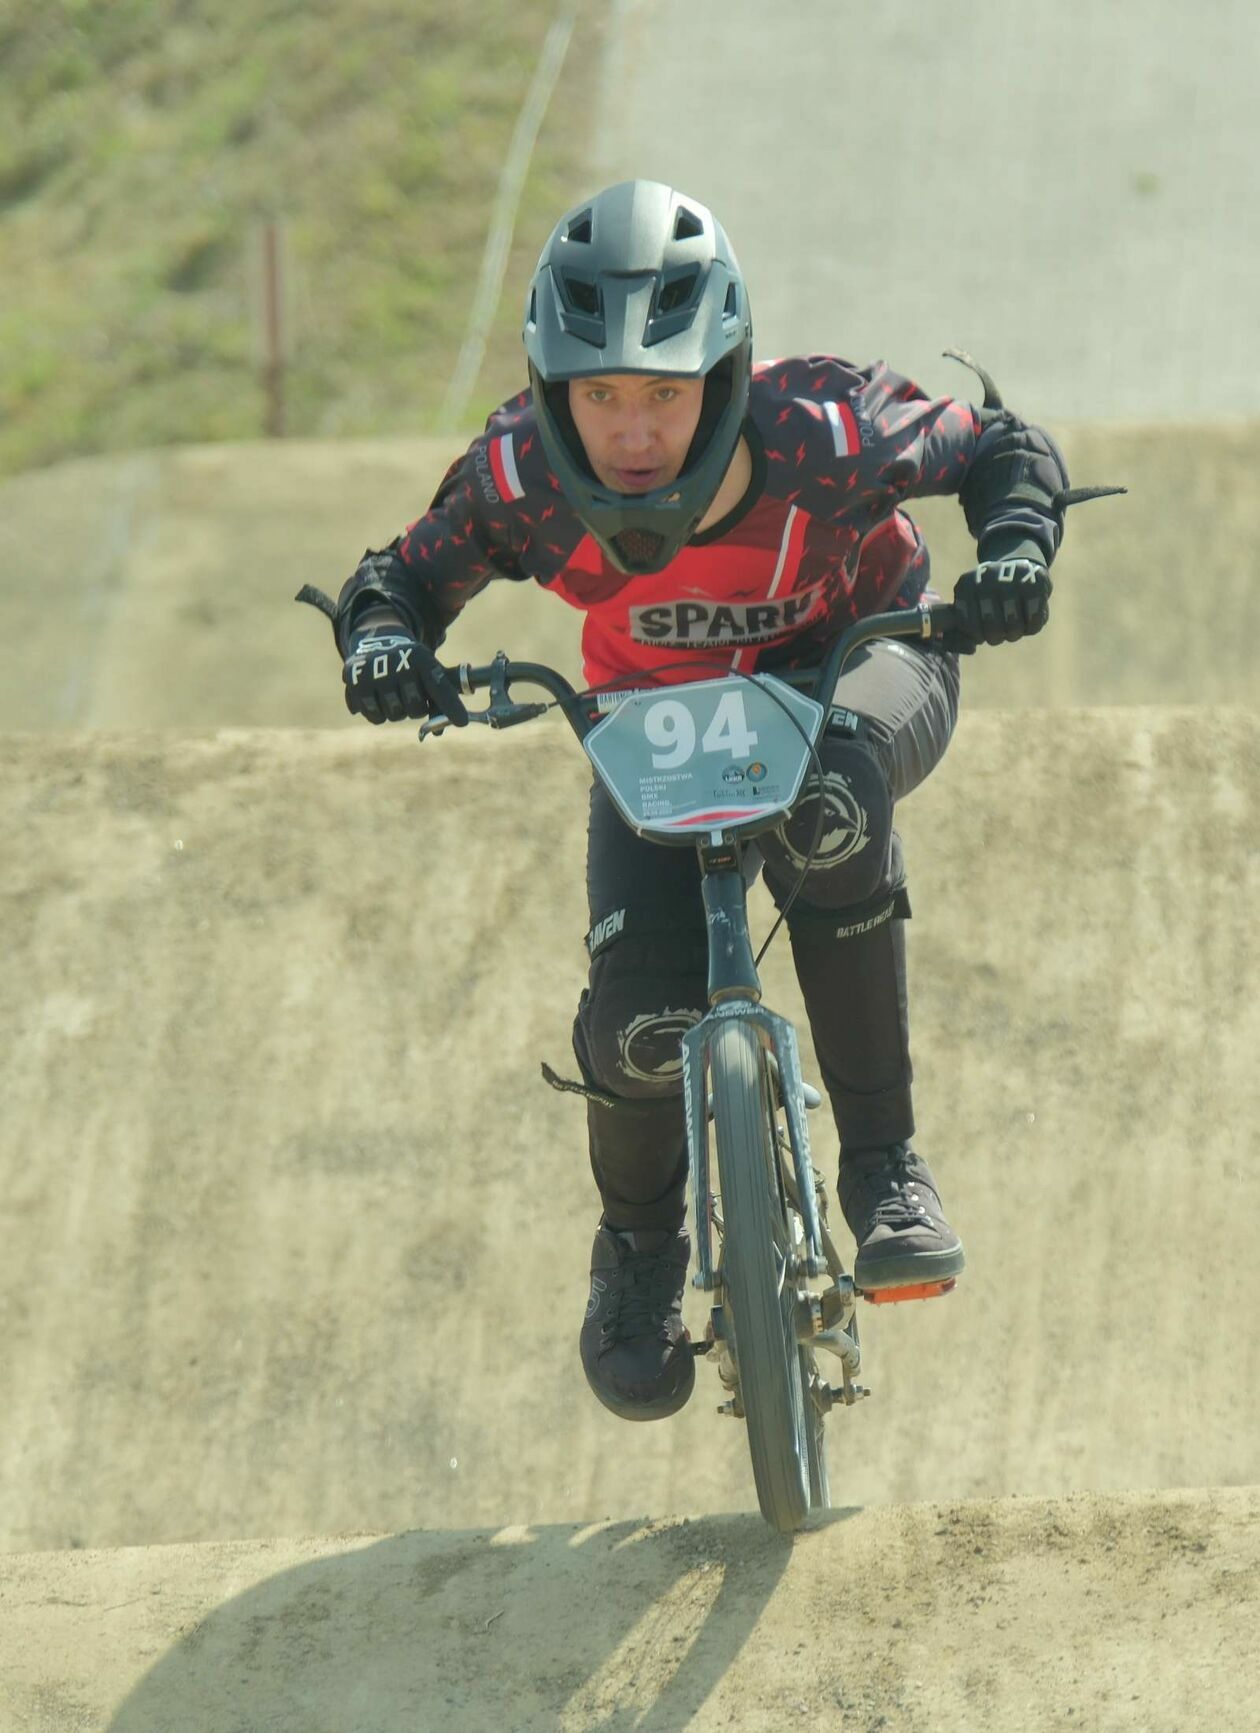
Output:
(342, 629), (470, 727)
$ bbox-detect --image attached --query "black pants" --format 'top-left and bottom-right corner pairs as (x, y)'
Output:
(571, 640), (961, 1230)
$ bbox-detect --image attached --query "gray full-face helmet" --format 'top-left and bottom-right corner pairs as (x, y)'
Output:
(523, 180), (752, 575)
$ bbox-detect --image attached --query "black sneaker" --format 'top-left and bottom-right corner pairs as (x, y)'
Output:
(579, 1223), (695, 1421)
(839, 1144), (965, 1291)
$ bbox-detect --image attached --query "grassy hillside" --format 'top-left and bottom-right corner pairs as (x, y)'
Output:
(0, 1), (600, 474)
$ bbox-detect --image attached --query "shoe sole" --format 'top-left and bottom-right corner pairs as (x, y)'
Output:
(854, 1242), (966, 1292)
(864, 1277), (959, 1305)
(582, 1358), (696, 1424)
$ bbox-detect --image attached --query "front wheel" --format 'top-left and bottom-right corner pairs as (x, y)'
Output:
(710, 1018), (810, 1532)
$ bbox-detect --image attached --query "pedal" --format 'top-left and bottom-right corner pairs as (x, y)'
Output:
(861, 1278), (957, 1305)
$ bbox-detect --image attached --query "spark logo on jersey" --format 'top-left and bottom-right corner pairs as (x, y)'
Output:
(630, 584), (824, 648)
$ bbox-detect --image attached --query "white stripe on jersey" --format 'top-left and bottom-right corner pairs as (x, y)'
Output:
(766, 504), (799, 601)
(731, 504), (800, 673)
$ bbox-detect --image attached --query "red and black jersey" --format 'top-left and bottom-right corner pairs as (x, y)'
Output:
(337, 356), (1067, 689)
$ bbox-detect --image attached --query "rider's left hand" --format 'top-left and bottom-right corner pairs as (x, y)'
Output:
(946, 557), (1053, 652)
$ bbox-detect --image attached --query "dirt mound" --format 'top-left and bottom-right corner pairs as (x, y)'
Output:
(2, 712), (1256, 1557)
(2, 1488), (1256, 1730)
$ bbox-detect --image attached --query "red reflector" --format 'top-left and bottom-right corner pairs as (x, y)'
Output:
(861, 1278), (957, 1305)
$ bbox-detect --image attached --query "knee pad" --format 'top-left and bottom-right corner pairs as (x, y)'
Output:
(760, 736), (894, 912)
(573, 920), (708, 1102)
(782, 875), (911, 944)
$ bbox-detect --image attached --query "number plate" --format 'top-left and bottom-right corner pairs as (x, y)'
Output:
(584, 675), (824, 837)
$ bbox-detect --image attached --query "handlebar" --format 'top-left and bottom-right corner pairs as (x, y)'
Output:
(420, 600), (965, 743)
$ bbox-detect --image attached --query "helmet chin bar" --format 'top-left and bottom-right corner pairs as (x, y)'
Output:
(610, 526), (670, 572)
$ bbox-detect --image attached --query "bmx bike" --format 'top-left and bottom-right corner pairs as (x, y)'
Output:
(418, 601), (964, 1532)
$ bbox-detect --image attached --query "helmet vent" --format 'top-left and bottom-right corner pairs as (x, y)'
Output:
(567, 210), (593, 243)
(658, 268), (699, 315)
(612, 528), (667, 570)
(724, 281), (738, 318)
(562, 274), (601, 317)
(673, 205), (704, 240)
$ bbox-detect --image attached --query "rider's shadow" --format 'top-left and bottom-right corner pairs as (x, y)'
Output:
(106, 1508), (856, 1731)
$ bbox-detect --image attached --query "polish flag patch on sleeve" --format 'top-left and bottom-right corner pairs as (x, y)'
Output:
(488, 433), (525, 501)
(823, 399), (862, 458)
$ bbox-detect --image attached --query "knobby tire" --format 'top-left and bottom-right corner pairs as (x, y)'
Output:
(710, 1018), (810, 1532)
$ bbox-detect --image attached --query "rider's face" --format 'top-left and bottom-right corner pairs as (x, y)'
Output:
(567, 373), (704, 494)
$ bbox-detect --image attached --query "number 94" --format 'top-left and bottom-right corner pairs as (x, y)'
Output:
(644, 691), (760, 770)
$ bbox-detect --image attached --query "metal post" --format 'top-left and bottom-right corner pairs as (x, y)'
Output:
(261, 218), (286, 438)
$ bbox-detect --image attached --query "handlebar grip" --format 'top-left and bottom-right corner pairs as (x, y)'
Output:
(927, 602), (964, 636)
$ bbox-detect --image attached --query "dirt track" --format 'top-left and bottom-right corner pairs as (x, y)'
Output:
(4, 552), (1258, 1729)
(5, 1491), (1257, 1731)
(2, 712), (1256, 1560)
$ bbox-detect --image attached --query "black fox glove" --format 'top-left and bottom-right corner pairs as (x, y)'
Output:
(342, 632), (469, 727)
(947, 557), (1053, 652)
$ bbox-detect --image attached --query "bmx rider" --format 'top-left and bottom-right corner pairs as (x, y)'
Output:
(322, 181), (1070, 1424)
